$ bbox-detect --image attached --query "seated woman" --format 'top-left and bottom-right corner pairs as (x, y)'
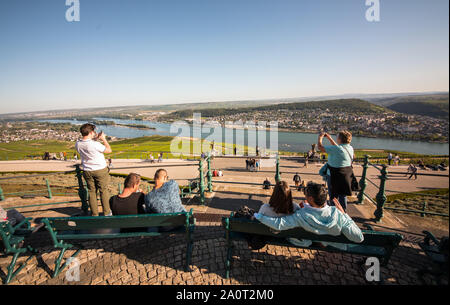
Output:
(258, 181), (300, 217)
(254, 182), (363, 250)
(144, 169), (186, 231)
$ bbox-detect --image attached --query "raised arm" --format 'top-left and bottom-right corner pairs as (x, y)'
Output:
(98, 132), (112, 154)
(317, 133), (327, 153)
(324, 133), (338, 146)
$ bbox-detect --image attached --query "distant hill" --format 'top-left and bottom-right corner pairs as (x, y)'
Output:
(387, 100), (449, 119)
(368, 93), (449, 107)
(161, 98), (390, 120)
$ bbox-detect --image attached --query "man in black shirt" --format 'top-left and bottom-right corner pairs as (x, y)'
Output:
(109, 173), (149, 233)
(263, 177), (271, 190)
(110, 173), (146, 215)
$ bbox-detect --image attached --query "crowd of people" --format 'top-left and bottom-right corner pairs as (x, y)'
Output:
(245, 158), (261, 171)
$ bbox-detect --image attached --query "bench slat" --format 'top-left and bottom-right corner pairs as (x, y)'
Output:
(227, 218), (402, 247)
(47, 214), (187, 231)
(54, 231), (163, 240)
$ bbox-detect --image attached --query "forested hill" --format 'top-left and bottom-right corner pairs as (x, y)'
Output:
(388, 100), (449, 119)
(162, 99), (390, 120)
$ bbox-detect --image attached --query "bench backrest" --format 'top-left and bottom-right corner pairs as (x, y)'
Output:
(223, 216), (403, 248)
(43, 209), (194, 234)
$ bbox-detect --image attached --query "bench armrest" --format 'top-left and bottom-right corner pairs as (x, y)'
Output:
(423, 230), (440, 246)
(12, 217), (32, 232)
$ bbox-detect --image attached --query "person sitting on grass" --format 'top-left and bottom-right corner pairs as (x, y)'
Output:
(253, 182), (363, 250)
(258, 181), (300, 217)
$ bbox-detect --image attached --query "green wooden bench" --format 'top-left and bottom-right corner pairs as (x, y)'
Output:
(42, 209), (195, 278)
(222, 213), (403, 279)
(0, 218), (39, 284)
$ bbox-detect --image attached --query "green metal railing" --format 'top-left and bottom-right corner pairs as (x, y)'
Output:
(0, 157), (211, 215)
(357, 155), (449, 222)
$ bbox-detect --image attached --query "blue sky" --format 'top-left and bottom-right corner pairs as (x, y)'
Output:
(0, 0), (448, 114)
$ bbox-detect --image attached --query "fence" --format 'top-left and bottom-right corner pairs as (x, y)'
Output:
(356, 155), (449, 222)
(0, 156), (211, 213)
(1, 154), (448, 222)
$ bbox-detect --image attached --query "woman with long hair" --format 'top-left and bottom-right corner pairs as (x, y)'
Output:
(258, 180), (299, 217)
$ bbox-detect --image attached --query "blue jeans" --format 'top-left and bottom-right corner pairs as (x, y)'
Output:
(326, 175), (348, 211)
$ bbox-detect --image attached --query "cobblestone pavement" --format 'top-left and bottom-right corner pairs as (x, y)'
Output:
(1, 220), (447, 285)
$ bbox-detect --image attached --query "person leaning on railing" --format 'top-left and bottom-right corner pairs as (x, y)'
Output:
(75, 123), (113, 216)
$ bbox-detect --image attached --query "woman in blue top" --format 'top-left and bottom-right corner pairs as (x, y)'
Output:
(317, 131), (354, 211)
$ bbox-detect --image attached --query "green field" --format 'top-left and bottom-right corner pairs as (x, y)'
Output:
(385, 188), (449, 218)
(0, 136), (448, 164)
(0, 136), (251, 160)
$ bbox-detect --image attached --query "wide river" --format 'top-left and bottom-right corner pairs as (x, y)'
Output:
(43, 118), (449, 155)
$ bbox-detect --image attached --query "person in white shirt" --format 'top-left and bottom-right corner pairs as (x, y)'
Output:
(75, 123), (113, 216)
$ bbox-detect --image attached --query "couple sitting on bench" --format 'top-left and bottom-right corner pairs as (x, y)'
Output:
(254, 181), (364, 249)
(109, 169), (186, 232)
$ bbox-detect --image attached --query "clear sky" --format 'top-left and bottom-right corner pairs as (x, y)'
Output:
(0, 0), (448, 114)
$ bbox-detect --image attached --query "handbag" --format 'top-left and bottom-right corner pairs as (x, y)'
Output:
(319, 163), (329, 177)
(342, 146), (361, 192)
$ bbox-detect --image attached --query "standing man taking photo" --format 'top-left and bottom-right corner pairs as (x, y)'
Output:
(75, 123), (113, 216)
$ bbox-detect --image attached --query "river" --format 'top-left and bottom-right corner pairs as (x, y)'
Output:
(41, 118), (449, 155)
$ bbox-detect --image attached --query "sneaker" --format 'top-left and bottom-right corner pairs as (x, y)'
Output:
(105, 212), (113, 217)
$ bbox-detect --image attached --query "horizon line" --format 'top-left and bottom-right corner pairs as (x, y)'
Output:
(0, 90), (448, 116)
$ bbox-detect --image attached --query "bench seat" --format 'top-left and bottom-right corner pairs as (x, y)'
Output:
(42, 209), (195, 277)
(222, 213), (403, 279)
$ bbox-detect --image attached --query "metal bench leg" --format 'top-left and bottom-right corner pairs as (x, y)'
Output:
(185, 240), (193, 272)
(53, 246), (81, 278)
(225, 243), (233, 279)
(5, 250), (34, 284)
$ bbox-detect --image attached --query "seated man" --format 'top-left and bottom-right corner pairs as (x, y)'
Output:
(293, 173), (301, 188)
(144, 169), (186, 231)
(262, 177), (271, 190)
(253, 182), (363, 250)
(109, 173), (147, 233)
(110, 173), (146, 216)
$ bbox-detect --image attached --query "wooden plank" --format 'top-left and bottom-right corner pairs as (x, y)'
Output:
(47, 214), (188, 231)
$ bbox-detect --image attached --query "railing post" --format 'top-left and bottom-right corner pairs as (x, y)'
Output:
(118, 183), (122, 194)
(45, 179), (53, 199)
(207, 154), (213, 192)
(357, 155), (370, 204)
(374, 165), (388, 222)
(275, 154), (281, 182)
(421, 201), (427, 217)
(0, 186), (4, 201)
(75, 164), (89, 215)
(147, 185), (151, 193)
(199, 158), (205, 205)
